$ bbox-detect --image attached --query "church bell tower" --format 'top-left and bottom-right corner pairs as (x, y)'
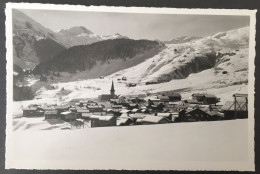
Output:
(110, 80), (115, 96)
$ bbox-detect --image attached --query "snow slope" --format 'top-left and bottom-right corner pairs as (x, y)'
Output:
(8, 119), (250, 170)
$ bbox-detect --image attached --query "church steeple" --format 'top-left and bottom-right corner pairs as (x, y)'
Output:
(110, 80), (115, 96)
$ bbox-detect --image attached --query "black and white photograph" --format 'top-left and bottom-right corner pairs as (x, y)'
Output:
(5, 3), (256, 171)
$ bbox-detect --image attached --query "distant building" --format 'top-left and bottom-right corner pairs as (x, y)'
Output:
(191, 93), (220, 105)
(44, 110), (58, 119)
(23, 107), (44, 117)
(98, 80), (118, 102)
(90, 115), (117, 127)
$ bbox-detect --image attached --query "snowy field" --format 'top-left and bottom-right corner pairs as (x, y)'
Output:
(6, 119), (253, 170)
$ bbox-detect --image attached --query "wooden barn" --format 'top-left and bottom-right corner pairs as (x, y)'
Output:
(117, 114), (135, 126)
(44, 110), (58, 119)
(141, 115), (171, 125)
(60, 111), (78, 121)
(177, 108), (212, 122)
(89, 115), (117, 128)
(23, 107), (44, 117)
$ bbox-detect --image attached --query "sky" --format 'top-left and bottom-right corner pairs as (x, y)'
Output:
(19, 9), (250, 41)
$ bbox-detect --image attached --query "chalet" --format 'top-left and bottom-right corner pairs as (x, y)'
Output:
(141, 115), (171, 125)
(156, 113), (172, 120)
(110, 99), (120, 105)
(221, 95), (248, 119)
(44, 110), (58, 119)
(60, 111), (78, 121)
(168, 93), (181, 101)
(164, 101), (187, 112)
(76, 109), (90, 118)
(90, 115), (117, 128)
(112, 105), (123, 111)
(23, 107), (44, 117)
(191, 93), (219, 105)
(82, 112), (92, 120)
(98, 81), (118, 102)
(117, 114), (134, 126)
(205, 111), (224, 121)
(55, 105), (70, 114)
(87, 105), (104, 112)
(129, 113), (146, 121)
(177, 108), (212, 122)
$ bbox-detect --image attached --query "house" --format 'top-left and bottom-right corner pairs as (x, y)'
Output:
(44, 110), (58, 119)
(89, 115), (117, 127)
(69, 98), (84, 106)
(55, 105), (70, 114)
(168, 93), (181, 101)
(117, 114), (134, 126)
(98, 81), (118, 102)
(141, 115), (171, 125)
(76, 109), (90, 118)
(156, 113), (172, 120)
(110, 99), (120, 105)
(87, 105), (104, 112)
(112, 105), (123, 111)
(191, 93), (219, 105)
(23, 107), (44, 117)
(81, 112), (92, 120)
(177, 108), (212, 122)
(60, 111), (78, 121)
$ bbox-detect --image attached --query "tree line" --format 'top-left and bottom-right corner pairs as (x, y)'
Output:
(33, 38), (163, 74)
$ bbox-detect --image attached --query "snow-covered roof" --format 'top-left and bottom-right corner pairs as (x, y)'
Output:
(142, 115), (166, 123)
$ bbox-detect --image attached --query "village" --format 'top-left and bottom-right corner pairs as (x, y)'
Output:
(21, 80), (248, 129)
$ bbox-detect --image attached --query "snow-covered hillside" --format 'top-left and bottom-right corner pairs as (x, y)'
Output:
(110, 26), (249, 84)
(14, 26), (249, 114)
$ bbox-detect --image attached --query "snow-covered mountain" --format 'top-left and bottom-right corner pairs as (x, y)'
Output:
(13, 9), (71, 70)
(57, 26), (128, 46)
(164, 36), (201, 44)
(107, 26), (249, 95)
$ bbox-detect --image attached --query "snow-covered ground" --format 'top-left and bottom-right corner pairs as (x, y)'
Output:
(7, 119), (252, 170)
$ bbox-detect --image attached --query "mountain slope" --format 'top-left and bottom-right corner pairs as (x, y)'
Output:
(164, 36), (201, 44)
(33, 39), (165, 76)
(57, 26), (128, 46)
(109, 26), (249, 87)
(13, 9), (70, 69)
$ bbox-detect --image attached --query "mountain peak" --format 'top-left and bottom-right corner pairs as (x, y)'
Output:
(58, 26), (93, 35)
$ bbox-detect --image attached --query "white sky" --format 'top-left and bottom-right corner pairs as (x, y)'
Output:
(19, 9), (250, 41)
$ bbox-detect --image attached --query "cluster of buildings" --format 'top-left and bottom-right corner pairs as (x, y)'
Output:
(22, 81), (248, 129)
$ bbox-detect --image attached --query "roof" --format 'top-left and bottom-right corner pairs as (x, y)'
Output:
(60, 111), (72, 115)
(112, 105), (123, 108)
(82, 113), (92, 118)
(158, 96), (169, 100)
(90, 115), (114, 121)
(156, 113), (172, 117)
(44, 110), (58, 115)
(131, 108), (139, 112)
(77, 109), (90, 113)
(221, 101), (247, 111)
(120, 110), (131, 114)
(205, 94), (217, 98)
(87, 105), (103, 109)
(206, 111), (224, 117)
(168, 93), (181, 97)
(110, 99), (119, 102)
(129, 113), (146, 119)
(142, 115), (167, 123)
(129, 103), (138, 107)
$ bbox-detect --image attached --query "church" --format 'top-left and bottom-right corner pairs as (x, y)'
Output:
(98, 80), (118, 102)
